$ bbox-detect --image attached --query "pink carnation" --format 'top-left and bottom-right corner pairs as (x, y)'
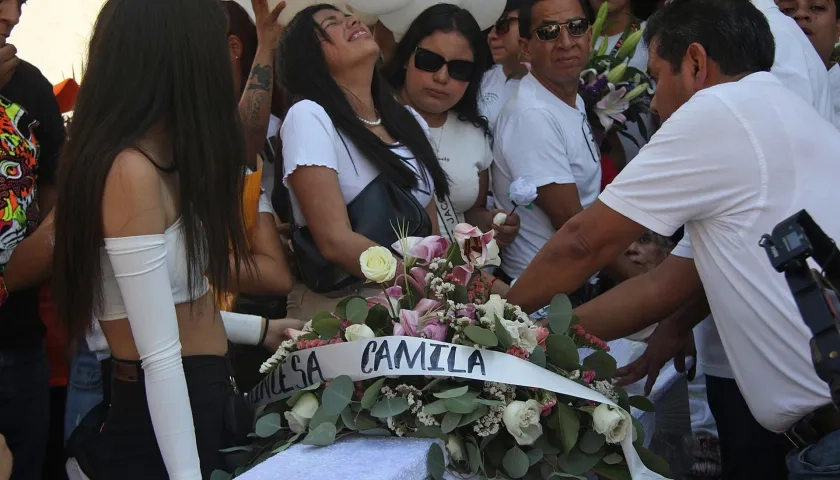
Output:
(506, 346), (529, 360)
(583, 370), (597, 384)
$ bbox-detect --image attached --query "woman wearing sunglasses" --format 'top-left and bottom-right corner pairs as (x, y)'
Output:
(383, 4), (521, 261)
(277, 5), (450, 322)
(482, 0), (530, 128)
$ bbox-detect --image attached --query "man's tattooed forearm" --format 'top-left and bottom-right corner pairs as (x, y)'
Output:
(246, 64), (272, 91)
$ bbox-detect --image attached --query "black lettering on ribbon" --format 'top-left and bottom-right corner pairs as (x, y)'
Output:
(447, 346), (466, 373)
(291, 353), (307, 389)
(361, 341), (377, 374)
(374, 341), (393, 371)
(468, 350), (486, 376)
(394, 340), (426, 370)
(428, 343), (448, 372)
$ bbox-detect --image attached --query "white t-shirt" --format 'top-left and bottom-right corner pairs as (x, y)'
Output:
(479, 64), (522, 130)
(429, 112), (493, 238)
(492, 74), (602, 279)
(753, 0), (835, 125)
(261, 114), (282, 200)
(281, 100), (434, 226)
(829, 64), (840, 130)
(599, 72), (839, 432)
(670, 234), (734, 380)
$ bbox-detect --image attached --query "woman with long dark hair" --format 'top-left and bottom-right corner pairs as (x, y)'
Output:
(54, 0), (254, 477)
(382, 5), (519, 286)
(277, 4), (450, 322)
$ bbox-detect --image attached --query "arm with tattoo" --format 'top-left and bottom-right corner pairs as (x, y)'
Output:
(238, 47), (276, 171)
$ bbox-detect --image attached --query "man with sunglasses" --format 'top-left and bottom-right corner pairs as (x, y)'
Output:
(508, 0), (840, 478)
(491, 0), (639, 291)
(481, 0), (529, 128)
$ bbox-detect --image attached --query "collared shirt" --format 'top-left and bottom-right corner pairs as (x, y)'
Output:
(601, 72), (839, 432)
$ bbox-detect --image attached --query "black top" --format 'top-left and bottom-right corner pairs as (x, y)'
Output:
(0, 60), (65, 350)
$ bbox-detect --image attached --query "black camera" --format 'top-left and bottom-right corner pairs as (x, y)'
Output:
(760, 210), (840, 408)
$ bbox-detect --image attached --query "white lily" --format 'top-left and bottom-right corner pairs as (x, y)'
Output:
(594, 84), (629, 131)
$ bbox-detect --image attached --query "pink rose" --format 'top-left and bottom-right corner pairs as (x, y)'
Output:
(408, 236), (448, 263)
(421, 319), (447, 341)
(453, 223), (496, 267)
(535, 327), (549, 349)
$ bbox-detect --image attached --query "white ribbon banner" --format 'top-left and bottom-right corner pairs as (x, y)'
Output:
(248, 336), (666, 480)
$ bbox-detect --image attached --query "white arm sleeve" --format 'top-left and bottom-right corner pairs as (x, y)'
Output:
(220, 311), (265, 346)
(104, 235), (202, 480)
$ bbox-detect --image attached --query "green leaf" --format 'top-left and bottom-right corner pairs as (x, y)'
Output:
(254, 413), (283, 438)
(466, 440), (481, 474)
(218, 445), (255, 453)
(459, 405), (488, 427)
(308, 407), (339, 431)
(527, 447), (544, 466)
(302, 422), (337, 446)
(345, 297), (369, 324)
(616, 387), (630, 412)
(629, 395), (656, 413)
(452, 284), (470, 305)
(409, 424), (444, 439)
(632, 417), (646, 446)
(480, 432), (498, 450)
(494, 315), (514, 349)
(548, 294), (574, 334)
(365, 304), (391, 331)
(464, 325), (499, 347)
(578, 429), (606, 454)
(602, 453), (624, 465)
(534, 434), (561, 456)
(427, 443), (446, 480)
(320, 375), (354, 415)
(286, 391), (306, 408)
(370, 396), (409, 418)
(441, 412), (462, 434)
(637, 446), (672, 478)
(423, 399), (448, 415)
(303, 382), (322, 391)
(529, 346), (547, 368)
(557, 447), (604, 475)
(583, 350), (617, 380)
(502, 446), (530, 479)
(592, 461), (632, 480)
(354, 411), (378, 431)
(334, 296), (357, 320)
(475, 398), (505, 407)
(434, 386), (469, 399)
(444, 392), (479, 414)
(210, 471), (232, 480)
(545, 334), (580, 370)
(270, 433), (301, 454)
(359, 428), (392, 436)
(312, 312), (341, 339)
(340, 407), (358, 430)
(553, 403), (580, 454)
(361, 378), (386, 409)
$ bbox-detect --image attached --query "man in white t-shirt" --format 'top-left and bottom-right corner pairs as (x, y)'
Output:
(480, 0), (529, 129)
(492, 0), (639, 289)
(508, 0), (840, 477)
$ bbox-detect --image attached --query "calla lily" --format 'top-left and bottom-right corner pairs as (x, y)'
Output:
(594, 84), (629, 131)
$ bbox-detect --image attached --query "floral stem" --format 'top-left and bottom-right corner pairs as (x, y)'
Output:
(381, 284), (399, 319)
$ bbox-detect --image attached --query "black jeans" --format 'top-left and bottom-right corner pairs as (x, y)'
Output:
(78, 354), (233, 479)
(0, 347), (50, 480)
(706, 375), (791, 480)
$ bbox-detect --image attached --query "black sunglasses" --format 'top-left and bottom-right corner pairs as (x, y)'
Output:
(533, 18), (590, 41)
(494, 16), (519, 35)
(414, 47), (475, 82)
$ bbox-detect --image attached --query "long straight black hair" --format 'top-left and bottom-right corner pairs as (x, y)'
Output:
(54, 0), (252, 340)
(276, 4), (450, 198)
(383, 4), (492, 139)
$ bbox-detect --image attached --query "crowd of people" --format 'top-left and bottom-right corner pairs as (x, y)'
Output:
(0, 0), (839, 478)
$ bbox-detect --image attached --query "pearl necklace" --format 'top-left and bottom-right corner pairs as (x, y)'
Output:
(357, 110), (382, 127)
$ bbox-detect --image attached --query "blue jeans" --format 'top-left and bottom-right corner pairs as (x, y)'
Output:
(64, 341), (104, 441)
(788, 429), (840, 479)
(0, 347), (50, 480)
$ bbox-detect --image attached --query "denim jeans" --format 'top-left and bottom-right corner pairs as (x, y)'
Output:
(788, 429), (840, 479)
(65, 342), (104, 441)
(0, 346), (50, 480)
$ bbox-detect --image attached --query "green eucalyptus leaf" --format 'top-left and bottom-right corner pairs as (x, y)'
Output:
(557, 447), (604, 475)
(345, 297), (369, 324)
(459, 405), (488, 427)
(592, 461), (632, 480)
(616, 387), (631, 412)
(409, 425), (444, 439)
(553, 403), (580, 454)
(361, 378), (386, 409)
(254, 413), (283, 438)
(502, 446), (530, 479)
(475, 398), (505, 407)
(444, 392), (479, 414)
(467, 440), (481, 474)
(271, 433), (301, 454)
(210, 470), (232, 480)
(312, 312), (341, 339)
(340, 406), (358, 430)
(334, 296), (356, 320)
(637, 446), (672, 478)
(309, 407), (339, 431)
(582, 350), (617, 380)
(320, 375), (354, 415)
(578, 429), (606, 454)
(354, 411), (379, 431)
(433, 386), (469, 399)
(218, 446), (254, 453)
(286, 391), (306, 408)
(545, 334), (580, 370)
(602, 453), (624, 465)
(366, 304), (391, 331)
(629, 395), (656, 413)
(303, 382), (322, 391)
(527, 447), (544, 466)
(494, 315), (514, 349)
(370, 396), (409, 418)
(464, 325), (499, 347)
(359, 428), (392, 436)
(632, 417), (646, 446)
(427, 443), (446, 480)
(423, 399), (448, 415)
(302, 422), (337, 446)
(548, 294), (574, 334)
(480, 432), (498, 450)
(441, 411), (462, 434)
(529, 346), (547, 368)
(534, 434), (562, 456)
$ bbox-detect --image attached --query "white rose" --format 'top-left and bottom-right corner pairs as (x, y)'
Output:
(591, 404), (631, 444)
(445, 434), (466, 464)
(516, 325), (539, 353)
(509, 177), (538, 206)
(345, 324), (376, 342)
(284, 393), (320, 434)
(481, 294), (507, 323)
(499, 318), (522, 344)
(359, 246), (398, 283)
(502, 400), (543, 446)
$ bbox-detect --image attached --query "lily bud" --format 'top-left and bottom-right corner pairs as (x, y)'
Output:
(591, 1), (610, 40)
(615, 29), (644, 61)
(595, 36), (610, 57)
(624, 82), (650, 101)
(605, 61), (628, 84)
